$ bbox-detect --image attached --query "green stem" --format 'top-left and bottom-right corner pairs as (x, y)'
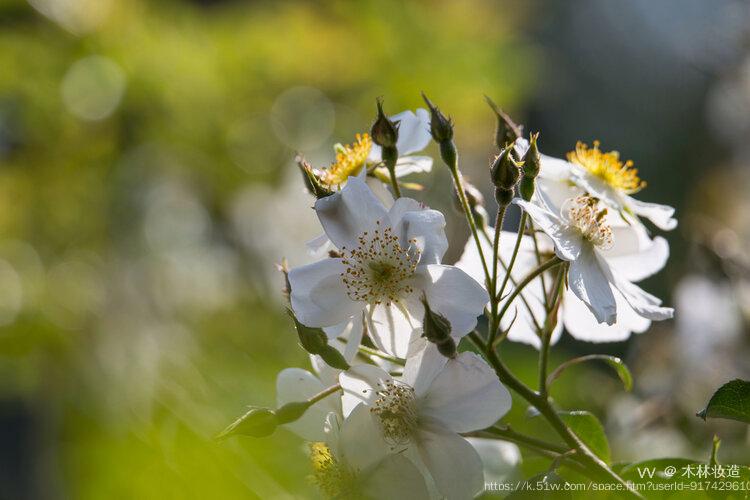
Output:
(358, 344), (405, 366)
(487, 205), (508, 346)
(446, 158), (492, 292)
(384, 154), (402, 198)
(307, 384), (341, 405)
(495, 256), (563, 329)
(496, 212), (528, 303)
(538, 264), (566, 397)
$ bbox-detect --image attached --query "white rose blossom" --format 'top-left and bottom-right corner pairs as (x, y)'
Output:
(513, 194), (673, 326)
(339, 350), (512, 500)
(288, 176), (488, 358)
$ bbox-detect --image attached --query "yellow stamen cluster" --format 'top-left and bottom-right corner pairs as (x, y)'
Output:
(309, 442), (356, 498)
(322, 133), (373, 187)
(568, 196), (614, 249)
(340, 221), (420, 305)
(371, 380), (418, 446)
(567, 141), (645, 194)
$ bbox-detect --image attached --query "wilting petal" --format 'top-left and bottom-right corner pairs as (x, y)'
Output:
(339, 364), (392, 417)
(289, 258), (362, 327)
(513, 199), (582, 261)
(419, 352), (511, 433)
(388, 198), (448, 265)
(416, 265), (488, 337)
(366, 302), (420, 358)
(394, 155), (433, 177)
(315, 176), (389, 250)
(339, 403), (390, 472)
(417, 421), (484, 500)
(361, 454), (430, 500)
(562, 288), (649, 342)
(276, 368), (340, 441)
(626, 196), (678, 231)
(568, 246), (617, 325)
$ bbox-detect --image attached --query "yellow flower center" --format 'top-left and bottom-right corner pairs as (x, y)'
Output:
(567, 196), (613, 249)
(309, 442), (356, 498)
(322, 133), (372, 187)
(567, 141), (645, 194)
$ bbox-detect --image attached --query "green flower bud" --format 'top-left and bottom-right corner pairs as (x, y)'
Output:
(296, 154), (333, 199)
(275, 401), (312, 424)
(490, 147), (522, 190)
(519, 133), (541, 201)
(289, 310), (328, 355)
(370, 98), (399, 148)
(494, 187), (514, 207)
(216, 406), (277, 440)
(484, 95), (523, 149)
(421, 92), (454, 144)
(421, 296), (457, 359)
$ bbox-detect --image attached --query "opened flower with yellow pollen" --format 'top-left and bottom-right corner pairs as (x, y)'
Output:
(315, 109), (433, 194)
(288, 176), (488, 358)
(339, 350), (511, 500)
(514, 139), (677, 231)
(306, 407), (429, 499)
(514, 195), (673, 325)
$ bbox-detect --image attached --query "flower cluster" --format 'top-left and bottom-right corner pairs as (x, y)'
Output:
(222, 97), (677, 499)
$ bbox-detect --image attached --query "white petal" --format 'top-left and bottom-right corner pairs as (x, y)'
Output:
(394, 155), (433, 177)
(402, 344), (449, 397)
(513, 199), (582, 261)
(416, 422), (484, 500)
(604, 233), (669, 282)
(366, 302), (420, 358)
(394, 108), (432, 155)
(466, 438), (522, 484)
(339, 403), (390, 472)
(416, 265), (489, 337)
(388, 199), (448, 265)
(568, 246), (617, 325)
(626, 197), (678, 231)
(570, 167), (625, 210)
(365, 175), (396, 208)
(339, 364), (392, 417)
(361, 454), (430, 500)
(305, 233), (332, 256)
(276, 368), (339, 441)
(323, 314), (365, 363)
(607, 269), (674, 321)
(562, 288), (649, 342)
(289, 258), (363, 327)
(419, 352), (511, 433)
(314, 176), (389, 250)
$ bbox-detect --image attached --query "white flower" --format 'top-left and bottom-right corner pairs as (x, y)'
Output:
(288, 176), (487, 357)
(339, 350), (512, 500)
(515, 139), (677, 231)
(513, 195), (673, 326)
(457, 222), (670, 345)
(309, 409), (429, 500)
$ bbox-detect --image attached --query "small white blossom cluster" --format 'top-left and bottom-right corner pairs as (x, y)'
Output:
(229, 100), (676, 500)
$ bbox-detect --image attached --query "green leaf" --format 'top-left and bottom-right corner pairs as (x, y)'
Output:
(558, 411), (611, 464)
(548, 355), (633, 392)
(697, 379), (750, 424)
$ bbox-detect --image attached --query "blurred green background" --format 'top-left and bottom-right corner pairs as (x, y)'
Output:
(1, 0), (749, 498)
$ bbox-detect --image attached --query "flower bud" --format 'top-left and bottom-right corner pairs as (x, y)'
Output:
(275, 401), (312, 424)
(519, 132), (541, 201)
(289, 310), (328, 355)
(421, 92), (454, 144)
(296, 154), (333, 199)
(494, 187), (514, 207)
(421, 296), (456, 359)
(490, 147), (522, 190)
(370, 98), (399, 148)
(216, 406), (277, 440)
(484, 95), (522, 149)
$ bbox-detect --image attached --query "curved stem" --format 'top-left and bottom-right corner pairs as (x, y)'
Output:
(307, 384), (341, 405)
(495, 256), (563, 329)
(487, 205), (508, 346)
(538, 264), (567, 397)
(384, 154), (402, 198)
(496, 212), (528, 302)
